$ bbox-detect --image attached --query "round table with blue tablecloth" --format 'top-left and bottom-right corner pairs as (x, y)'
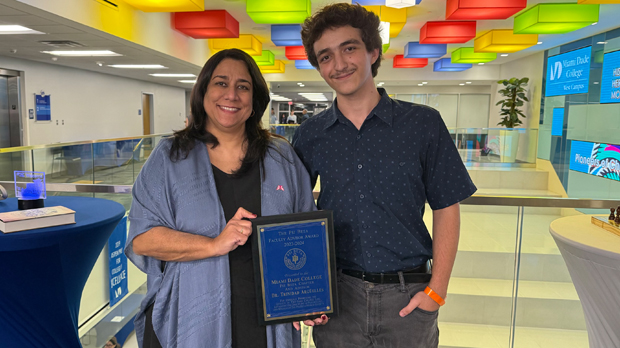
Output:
(0, 196), (126, 348)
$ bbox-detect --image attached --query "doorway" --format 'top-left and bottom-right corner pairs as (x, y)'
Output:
(0, 68), (23, 181)
(141, 93), (154, 156)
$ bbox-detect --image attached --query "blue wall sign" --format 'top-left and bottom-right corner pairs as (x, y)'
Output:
(569, 140), (620, 181)
(599, 49), (620, 103)
(545, 46), (591, 97)
(108, 216), (128, 307)
(552, 108), (564, 136)
(35, 95), (51, 121)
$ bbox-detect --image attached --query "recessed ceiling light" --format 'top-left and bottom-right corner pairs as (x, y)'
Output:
(593, 81), (599, 84)
(297, 82), (303, 85)
(537, 42), (543, 45)
(178, 80), (197, 84)
(592, 22), (598, 26)
(597, 41), (607, 45)
(417, 83), (424, 86)
(108, 64), (167, 69)
(299, 84), (305, 87)
(478, 63), (485, 65)
(422, 82), (428, 84)
(96, 61), (103, 66)
(42, 50), (122, 57)
(0, 25), (44, 35)
(500, 54), (509, 57)
(459, 83), (465, 86)
(150, 73), (196, 77)
(466, 82), (472, 84)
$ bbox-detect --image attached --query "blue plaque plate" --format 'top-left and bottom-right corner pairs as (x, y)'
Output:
(251, 210), (338, 325)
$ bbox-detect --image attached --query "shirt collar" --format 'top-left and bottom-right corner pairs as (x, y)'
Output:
(323, 88), (393, 130)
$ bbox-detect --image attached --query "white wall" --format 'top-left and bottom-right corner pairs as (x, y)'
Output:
(1, 56), (186, 146)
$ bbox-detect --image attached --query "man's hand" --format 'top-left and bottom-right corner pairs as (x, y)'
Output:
(292, 315), (329, 331)
(399, 291), (440, 317)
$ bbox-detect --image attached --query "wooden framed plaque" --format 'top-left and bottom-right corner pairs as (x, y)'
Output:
(251, 210), (338, 326)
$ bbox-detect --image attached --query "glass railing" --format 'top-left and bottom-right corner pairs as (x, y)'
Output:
(269, 123), (300, 143)
(448, 128), (539, 166)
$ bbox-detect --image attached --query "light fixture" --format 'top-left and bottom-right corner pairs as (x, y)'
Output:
(297, 82), (303, 85)
(501, 54), (509, 57)
(173, 10), (239, 39)
(393, 55), (428, 68)
(108, 64), (167, 69)
(478, 63), (485, 65)
(271, 25), (303, 46)
(422, 82), (428, 84)
(404, 42), (447, 58)
(473, 29), (538, 53)
(537, 41), (543, 45)
(433, 58), (472, 71)
(179, 80), (197, 84)
(299, 84), (305, 87)
(96, 61), (103, 66)
(513, 3), (600, 34)
(418, 83), (424, 86)
(259, 60), (286, 73)
(466, 81), (472, 84)
(246, 0), (311, 24)
(285, 46), (307, 60)
(121, 0), (203, 12)
(419, 21), (476, 44)
(597, 41), (607, 44)
(0, 25), (44, 35)
(364, 6), (407, 37)
(386, 0), (421, 9)
(459, 83), (465, 85)
(210, 35), (262, 56)
(446, 0), (527, 20)
(452, 47), (496, 63)
(252, 51), (276, 66)
(379, 22), (391, 45)
(591, 22), (597, 25)
(294, 60), (314, 69)
(150, 73), (197, 77)
(41, 50), (122, 57)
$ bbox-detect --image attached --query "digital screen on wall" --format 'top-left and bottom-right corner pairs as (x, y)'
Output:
(599, 49), (620, 103)
(545, 46), (591, 97)
(570, 140), (620, 181)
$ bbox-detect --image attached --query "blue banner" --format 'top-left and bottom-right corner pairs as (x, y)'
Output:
(108, 216), (128, 307)
(545, 47), (591, 97)
(35, 95), (51, 121)
(569, 140), (620, 181)
(552, 108), (564, 136)
(600, 50), (620, 103)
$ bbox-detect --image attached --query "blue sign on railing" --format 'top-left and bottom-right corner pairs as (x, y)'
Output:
(551, 108), (564, 136)
(108, 216), (128, 307)
(600, 49), (620, 103)
(569, 140), (620, 181)
(545, 47), (591, 97)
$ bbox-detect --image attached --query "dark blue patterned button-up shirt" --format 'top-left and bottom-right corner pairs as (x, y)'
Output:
(293, 89), (477, 273)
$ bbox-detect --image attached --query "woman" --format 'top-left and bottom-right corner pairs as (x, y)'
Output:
(126, 49), (317, 348)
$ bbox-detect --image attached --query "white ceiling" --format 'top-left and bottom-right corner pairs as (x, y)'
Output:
(0, 0), (619, 90)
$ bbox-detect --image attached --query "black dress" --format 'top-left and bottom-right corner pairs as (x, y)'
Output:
(143, 161), (267, 348)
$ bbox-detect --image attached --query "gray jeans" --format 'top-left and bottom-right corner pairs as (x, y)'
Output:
(313, 271), (439, 348)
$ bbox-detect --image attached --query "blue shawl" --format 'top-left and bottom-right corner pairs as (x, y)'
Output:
(126, 137), (315, 348)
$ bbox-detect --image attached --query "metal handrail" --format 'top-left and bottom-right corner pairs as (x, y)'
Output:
(1, 181), (618, 209)
(0, 133), (172, 154)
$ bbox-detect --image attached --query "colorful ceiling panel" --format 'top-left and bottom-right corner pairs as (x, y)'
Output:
(420, 21), (476, 44)
(209, 34), (262, 56)
(122, 0), (203, 12)
(295, 60), (314, 69)
(433, 58), (472, 71)
(513, 4), (600, 34)
(474, 30), (538, 53)
(285, 46), (308, 60)
(451, 47), (496, 63)
(404, 42), (447, 58)
(252, 50), (275, 66)
(446, 0), (527, 20)
(246, 0), (311, 24)
(259, 60), (286, 73)
(271, 25), (303, 46)
(364, 5), (407, 38)
(173, 10), (239, 39)
(393, 55), (428, 68)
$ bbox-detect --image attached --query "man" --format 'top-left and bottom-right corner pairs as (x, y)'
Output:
(292, 4), (476, 347)
(300, 109), (310, 123)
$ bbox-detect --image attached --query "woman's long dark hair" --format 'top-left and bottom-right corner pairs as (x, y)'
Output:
(170, 49), (272, 177)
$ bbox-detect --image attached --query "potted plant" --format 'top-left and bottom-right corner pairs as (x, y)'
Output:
(495, 77), (529, 162)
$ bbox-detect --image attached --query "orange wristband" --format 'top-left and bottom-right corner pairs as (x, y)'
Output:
(424, 286), (445, 306)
